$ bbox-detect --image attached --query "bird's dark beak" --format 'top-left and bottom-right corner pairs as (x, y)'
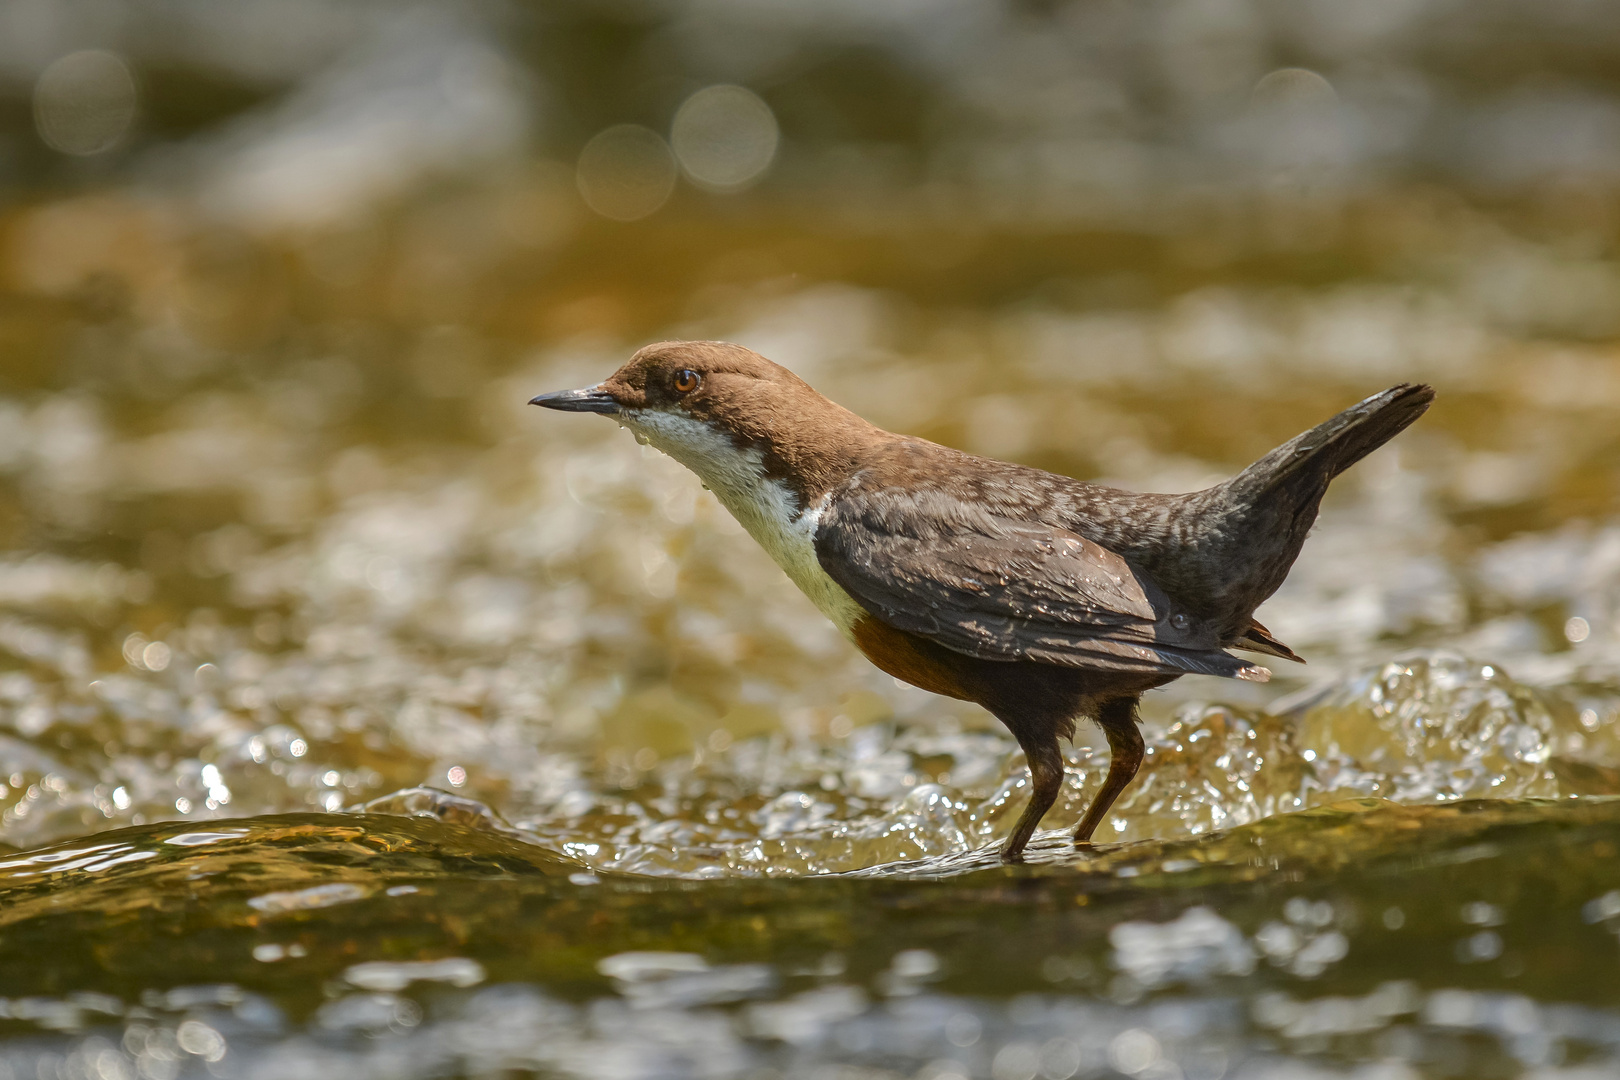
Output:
(529, 386), (621, 415)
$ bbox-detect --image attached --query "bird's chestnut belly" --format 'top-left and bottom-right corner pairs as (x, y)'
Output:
(850, 615), (981, 702)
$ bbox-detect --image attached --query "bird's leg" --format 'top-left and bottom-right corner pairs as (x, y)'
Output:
(1000, 734), (1065, 863)
(1074, 696), (1145, 845)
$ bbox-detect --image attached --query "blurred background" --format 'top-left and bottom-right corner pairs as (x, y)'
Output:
(0, 0), (1618, 860)
(7, 3), (1620, 1077)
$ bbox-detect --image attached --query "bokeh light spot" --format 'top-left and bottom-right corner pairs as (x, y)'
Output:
(670, 85), (779, 192)
(1250, 66), (1339, 113)
(575, 125), (677, 221)
(141, 641), (172, 672)
(1248, 67), (1345, 183)
(33, 50), (137, 156)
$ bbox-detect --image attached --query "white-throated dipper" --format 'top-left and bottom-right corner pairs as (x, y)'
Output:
(533, 341), (1434, 860)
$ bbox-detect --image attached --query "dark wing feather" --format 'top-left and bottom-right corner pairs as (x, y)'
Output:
(1235, 619), (1305, 663)
(814, 484), (1270, 682)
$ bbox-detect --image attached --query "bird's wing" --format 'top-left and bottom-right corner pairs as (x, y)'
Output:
(814, 483), (1269, 681)
(1234, 619), (1305, 663)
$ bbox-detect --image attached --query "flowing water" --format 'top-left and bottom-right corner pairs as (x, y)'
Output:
(3, 3), (1620, 1078)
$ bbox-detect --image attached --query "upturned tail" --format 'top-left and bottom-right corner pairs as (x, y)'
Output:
(1224, 383), (1435, 505)
(1188, 383), (1435, 640)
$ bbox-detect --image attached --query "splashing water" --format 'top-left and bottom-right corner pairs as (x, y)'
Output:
(464, 651), (1608, 878)
(3, 6), (1620, 1076)
(6, 796), (1620, 1078)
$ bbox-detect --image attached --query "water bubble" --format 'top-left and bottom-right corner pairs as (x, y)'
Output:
(670, 85), (779, 192)
(141, 642), (171, 672)
(1565, 616), (1591, 643)
(447, 765), (467, 787)
(576, 125), (677, 221)
(33, 51), (137, 156)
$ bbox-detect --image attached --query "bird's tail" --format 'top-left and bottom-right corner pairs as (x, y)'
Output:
(1189, 383), (1435, 638)
(1222, 383), (1435, 506)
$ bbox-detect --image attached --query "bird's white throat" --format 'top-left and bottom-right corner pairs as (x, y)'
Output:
(619, 410), (866, 635)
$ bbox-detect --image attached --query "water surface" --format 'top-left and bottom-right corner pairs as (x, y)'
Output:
(2, 2), (1620, 1077)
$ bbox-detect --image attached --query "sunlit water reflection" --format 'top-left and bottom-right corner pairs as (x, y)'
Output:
(5, 797), (1620, 1078)
(4, 6), (1620, 1074)
(4, 215), (1620, 1073)
(3, 242), (1620, 1072)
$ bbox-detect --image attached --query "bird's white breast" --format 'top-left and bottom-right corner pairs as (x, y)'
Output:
(620, 411), (867, 636)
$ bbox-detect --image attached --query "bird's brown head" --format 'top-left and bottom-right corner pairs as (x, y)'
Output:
(530, 340), (878, 503)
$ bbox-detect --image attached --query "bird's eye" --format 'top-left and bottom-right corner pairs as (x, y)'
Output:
(672, 369), (702, 394)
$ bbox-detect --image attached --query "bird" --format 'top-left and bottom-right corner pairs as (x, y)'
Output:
(532, 340), (1434, 861)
